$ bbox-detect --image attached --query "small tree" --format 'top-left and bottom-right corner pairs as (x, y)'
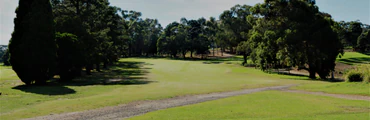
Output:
(356, 31), (370, 52)
(9, 0), (56, 85)
(2, 49), (10, 66)
(56, 32), (81, 81)
(236, 41), (252, 65)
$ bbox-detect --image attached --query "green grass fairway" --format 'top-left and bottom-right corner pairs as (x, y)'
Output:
(0, 58), (303, 119)
(294, 82), (370, 96)
(130, 91), (370, 120)
(1, 58), (368, 119)
(337, 52), (370, 65)
(0, 65), (19, 81)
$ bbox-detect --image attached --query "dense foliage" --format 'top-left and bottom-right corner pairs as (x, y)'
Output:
(0, 45), (9, 65)
(9, 0), (57, 85)
(157, 18), (212, 58)
(249, 0), (344, 79)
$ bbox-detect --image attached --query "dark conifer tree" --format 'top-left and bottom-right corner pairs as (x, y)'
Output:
(9, 0), (57, 85)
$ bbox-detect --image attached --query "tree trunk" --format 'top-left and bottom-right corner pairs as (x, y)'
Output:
(74, 65), (82, 77)
(129, 44), (132, 57)
(221, 48), (223, 56)
(103, 62), (108, 69)
(35, 79), (47, 85)
(182, 52), (186, 59)
(190, 51), (193, 58)
(216, 48), (219, 56)
(86, 64), (92, 75)
(243, 54), (247, 65)
(309, 69), (316, 79)
(213, 48), (215, 56)
(60, 66), (73, 82)
(96, 63), (101, 72)
(331, 71), (335, 80)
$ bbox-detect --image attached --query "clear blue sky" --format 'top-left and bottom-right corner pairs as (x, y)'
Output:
(1, 0), (369, 45)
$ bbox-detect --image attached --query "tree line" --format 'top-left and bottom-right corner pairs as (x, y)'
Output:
(4, 0), (370, 85)
(7, 0), (164, 85)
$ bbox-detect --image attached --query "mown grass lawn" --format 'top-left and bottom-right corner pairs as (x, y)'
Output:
(293, 82), (370, 96)
(0, 58), (303, 119)
(0, 58), (368, 119)
(0, 65), (19, 81)
(130, 91), (370, 120)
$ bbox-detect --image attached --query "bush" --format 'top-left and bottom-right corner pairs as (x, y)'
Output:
(2, 49), (10, 66)
(359, 65), (370, 83)
(56, 32), (80, 81)
(345, 71), (363, 82)
(364, 75), (370, 83)
(344, 64), (370, 83)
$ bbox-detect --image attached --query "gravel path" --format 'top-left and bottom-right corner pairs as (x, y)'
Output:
(24, 85), (296, 120)
(281, 89), (370, 101)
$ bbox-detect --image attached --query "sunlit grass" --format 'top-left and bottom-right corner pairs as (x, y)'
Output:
(294, 82), (370, 96)
(0, 58), (368, 119)
(0, 58), (303, 119)
(130, 91), (370, 120)
(0, 65), (19, 81)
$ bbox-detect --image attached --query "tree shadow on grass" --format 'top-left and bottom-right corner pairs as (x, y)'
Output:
(134, 56), (244, 63)
(12, 61), (155, 95)
(274, 72), (307, 77)
(272, 71), (344, 82)
(271, 71), (344, 83)
(338, 57), (370, 65)
(12, 85), (76, 95)
(203, 61), (224, 64)
(361, 52), (370, 56)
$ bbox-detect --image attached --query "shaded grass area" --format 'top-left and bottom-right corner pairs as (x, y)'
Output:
(11, 61), (153, 95)
(0, 61), (155, 119)
(337, 52), (370, 65)
(130, 91), (370, 120)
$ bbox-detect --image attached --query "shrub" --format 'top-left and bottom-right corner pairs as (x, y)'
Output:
(364, 75), (370, 83)
(359, 65), (370, 83)
(345, 71), (363, 82)
(56, 32), (80, 81)
(2, 49), (10, 66)
(344, 64), (370, 83)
